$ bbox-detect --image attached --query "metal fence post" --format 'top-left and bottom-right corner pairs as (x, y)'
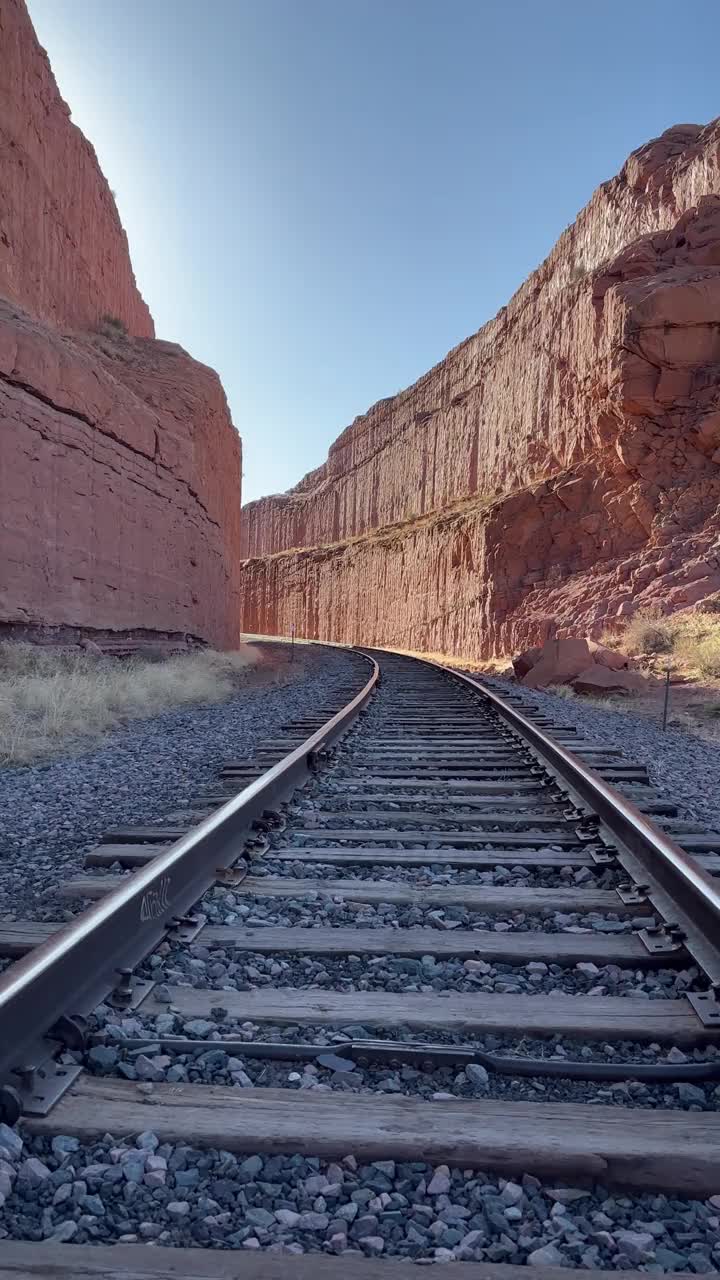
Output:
(662, 666), (671, 731)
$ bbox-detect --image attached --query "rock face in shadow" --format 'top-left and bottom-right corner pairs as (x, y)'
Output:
(241, 120), (720, 657)
(0, 0), (241, 648)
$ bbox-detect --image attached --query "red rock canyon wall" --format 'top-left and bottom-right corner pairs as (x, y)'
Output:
(241, 121), (720, 657)
(0, 0), (242, 648)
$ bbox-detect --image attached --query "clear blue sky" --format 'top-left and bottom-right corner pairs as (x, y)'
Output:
(28, 0), (719, 503)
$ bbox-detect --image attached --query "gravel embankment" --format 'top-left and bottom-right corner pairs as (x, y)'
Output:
(0, 646), (362, 920)
(1, 1124), (718, 1267)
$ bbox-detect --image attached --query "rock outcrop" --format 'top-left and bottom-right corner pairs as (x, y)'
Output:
(241, 121), (720, 658)
(0, 0), (241, 649)
(0, 0), (153, 338)
(513, 637), (646, 694)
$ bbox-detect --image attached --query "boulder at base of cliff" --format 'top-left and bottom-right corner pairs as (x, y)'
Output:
(512, 646), (543, 679)
(515, 636), (633, 688)
(520, 638), (593, 688)
(587, 641), (631, 671)
(571, 666), (649, 696)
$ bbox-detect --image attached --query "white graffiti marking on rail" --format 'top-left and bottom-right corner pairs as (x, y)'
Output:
(140, 876), (171, 922)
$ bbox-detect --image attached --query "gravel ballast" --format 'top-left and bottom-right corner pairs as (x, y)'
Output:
(137, 942), (700, 1000)
(78, 1030), (720, 1113)
(3, 653), (720, 1266)
(0, 645), (362, 920)
(259, 857), (622, 890)
(478, 673), (720, 834)
(1, 1126), (719, 1268)
(201, 888), (643, 935)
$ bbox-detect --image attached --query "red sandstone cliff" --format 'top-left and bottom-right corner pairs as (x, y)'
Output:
(0, 0), (154, 337)
(241, 122), (720, 658)
(0, 0), (242, 649)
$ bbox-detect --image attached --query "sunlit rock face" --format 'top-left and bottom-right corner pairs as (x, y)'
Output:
(241, 121), (720, 657)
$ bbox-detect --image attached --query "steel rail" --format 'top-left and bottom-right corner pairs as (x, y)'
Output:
(388, 650), (720, 997)
(0, 648), (379, 1107)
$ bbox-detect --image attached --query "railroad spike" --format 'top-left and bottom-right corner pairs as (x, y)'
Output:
(111, 968), (134, 1008)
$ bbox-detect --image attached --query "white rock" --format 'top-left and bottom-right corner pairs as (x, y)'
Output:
(18, 1157), (50, 1187)
(0, 1125), (23, 1161)
(546, 1186), (591, 1203)
(361, 1237), (384, 1253)
(615, 1229), (655, 1262)
(275, 1209), (301, 1227)
(528, 1244), (566, 1266)
(167, 1201), (190, 1218)
(466, 1063), (490, 1089)
(427, 1165), (451, 1195)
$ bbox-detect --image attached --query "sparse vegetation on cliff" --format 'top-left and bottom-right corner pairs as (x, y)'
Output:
(98, 314), (128, 337)
(0, 645), (259, 765)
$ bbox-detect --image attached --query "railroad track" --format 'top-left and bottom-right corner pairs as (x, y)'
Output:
(0, 646), (720, 1277)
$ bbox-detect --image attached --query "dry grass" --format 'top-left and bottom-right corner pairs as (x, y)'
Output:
(596, 604), (720, 737)
(673, 617), (720, 679)
(389, 648), (512, 675)
(545, 683), (577, 699)
(610, 607), (720, 681)
(0, 645), (258, 766)
(618, 606), (675, 655)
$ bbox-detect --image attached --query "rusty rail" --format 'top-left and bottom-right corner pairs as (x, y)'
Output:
(0, 648), (379, 1113)
(407, 653), (720, 1005)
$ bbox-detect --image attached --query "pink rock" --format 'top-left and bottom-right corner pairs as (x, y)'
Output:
(571, 666), (648, 696)
(521, 638), (593, 689)
(587, 642), (630, 671)
(512, 646), (542, 679)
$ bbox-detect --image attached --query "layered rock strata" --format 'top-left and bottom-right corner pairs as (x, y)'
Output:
(241, 121), (720, 658)
(0, 0), (241, 648)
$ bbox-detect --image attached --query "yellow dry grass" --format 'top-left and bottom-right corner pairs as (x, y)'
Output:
(0, 645), (259, 766)
(609, 604), (720, 682)
(387, 647), (509, 674)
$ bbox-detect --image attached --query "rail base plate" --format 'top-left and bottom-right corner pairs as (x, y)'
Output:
(638, 926), (683, 956)
(16, 1059), (83, 1117)
(616, 885), (648, 905)
(589, 848), (616, 865)
(109, 977), (155, 1011)
(168, 913), (206, 944)
(687, 991), (720, 1027)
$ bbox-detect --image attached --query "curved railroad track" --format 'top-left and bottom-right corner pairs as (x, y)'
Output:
(0, 645), (719, 1278)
